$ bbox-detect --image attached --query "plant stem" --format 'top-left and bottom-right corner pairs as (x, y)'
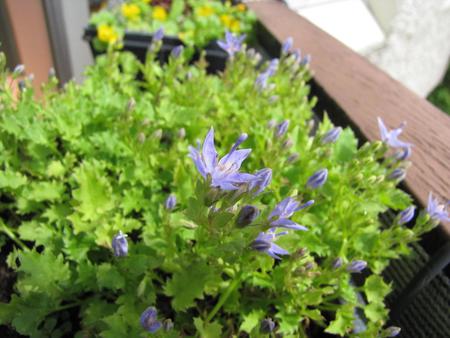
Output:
(206, 272), (242, 322)
(0, 223), (28, 251)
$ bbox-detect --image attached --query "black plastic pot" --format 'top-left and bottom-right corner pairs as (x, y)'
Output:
(83, 26), (228, 74)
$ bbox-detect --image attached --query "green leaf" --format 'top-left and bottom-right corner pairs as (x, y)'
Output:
(194, 317), (222, 338)
(165, 261), (212, 311)
(332, 128), (358, 163)
(364, 275), (391, 304)
(379, 189), (412, 210)
(72, 161), (115, 221)
(240, 310), (264, 333)
(0, 169), (27, 189)
(325, 304), (354, 336)
(364, 302), (388, 323)
(97, 263), (126, 291)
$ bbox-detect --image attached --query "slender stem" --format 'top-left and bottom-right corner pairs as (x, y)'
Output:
(206, 272), (242, 322)
(0, 223), (28, 251)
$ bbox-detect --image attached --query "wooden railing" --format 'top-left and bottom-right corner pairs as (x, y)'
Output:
(248, 0), (450, 239)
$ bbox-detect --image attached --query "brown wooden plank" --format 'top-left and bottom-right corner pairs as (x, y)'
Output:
(248, 0), (450, 235)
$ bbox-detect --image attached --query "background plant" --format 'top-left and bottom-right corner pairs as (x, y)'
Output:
(90, 0), (255, 49)
(0, 38), (441, 337)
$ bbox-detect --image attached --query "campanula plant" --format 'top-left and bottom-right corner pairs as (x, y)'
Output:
(0, 33), (445, 337)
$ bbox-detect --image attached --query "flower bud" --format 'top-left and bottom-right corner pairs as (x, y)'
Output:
(332, 257), (343, 269)
(112, 231), (128, 257)
(236, 205), (260, 227)
(385, 326), (401, 337)
(398, 206), (415, 224)
(269, 95), (279, 103)
(164, 194), (176, 211)
(387, 168), (406, 181)
(162, 318), (174, 331)
(127, 98), (136, 112)
(13, 64), (25, 76)
(395, 146), (411, 161)
(321, 127), (342, 144)
(260, 318), (276, 333)
(306, 169), (328, 189)
(153, 28), (164, 42)
(152, 129), (163, 140)
(346, 260), (367, 273)
(177, 127), (186, 139)
(18, 80), (26, 92)
(274, 120), (289, 138)
(282, 138), (293, 150)
(171, 45), (183, 58)
(137, 132), (146, 143)
(304, 262), (314, 270)
(140, 307), (162, 333)
(282, 37), (293, 54)
(267, 119), (276, 129)
(48, 67), (56, 79)
(287, 153), (299, 163)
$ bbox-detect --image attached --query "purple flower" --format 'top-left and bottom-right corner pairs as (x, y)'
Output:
(251, 229), (289, 260)
(385, 326), (401, 337)
(268, 197), (313, 231)
(377, 117), (411, 148)
(112, 231), (128, 257)
(321, 127), (342, 144)
(332, 257), (343, 269)
(153, 28), (164, 42)
(275, 120), (289, 138)
(427, 192), (449, 223)
(398, 206), (415, 224)
(13, 64), (25, 76)
(255, 59), (278, 90)
(293, 49), (302, 62)
(171, 45), (183, 58)
(260, 318), (276, 333)
(140, 307), (162, 333)
(301, 54), (311, 65)
(188, 128), (255, 191)
(387, 168), (406, 181)
(282, 37), (293, 54)
(236, 205), (260, 227)
(249, 168), (272, 195)
(287, 153), (299, 163)
(347, 260), (367, 273)
(306, 169), (328, 189)
(394, 146), (412, 161)
(165, 194), (176, 210)
(217, 31), (246, 57)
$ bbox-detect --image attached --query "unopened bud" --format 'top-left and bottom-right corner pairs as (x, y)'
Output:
(127, 98), (136, 112)
(152, 129), (163, 140)
(137, 132), (146, 143)
(236, 205), (260, 227)
(177, 127), (186, 139)
(260, 318), (276, 334)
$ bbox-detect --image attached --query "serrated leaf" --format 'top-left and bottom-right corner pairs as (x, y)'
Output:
(325, 304), (354, 336)
(240, 310), (264, 333)
(379, 189), (412, 210)
(364, 275), (391, 304)
(332, 128), (358, 163)
(97, 263), (125, 291)
(194, 317), (222, 338)
(165, 261), (212, 311)
(364, 302), (387, 323)
(0, 169), (28, 189)
(72, 161), (115, 221)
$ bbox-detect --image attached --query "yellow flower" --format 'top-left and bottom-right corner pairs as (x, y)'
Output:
(152, 6), (167, 21)
(197, 5), (214, 17)
(121, 3), (141, 21)
(220, 14), (232, 27)
(236, 4), (246, 12)
(230, 19), (240, 33)
(97, 24), (118, 44)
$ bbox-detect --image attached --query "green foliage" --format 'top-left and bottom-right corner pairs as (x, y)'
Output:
(0, 38), (435, 337)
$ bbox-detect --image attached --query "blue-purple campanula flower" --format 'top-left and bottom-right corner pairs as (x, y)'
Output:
(188, 128), (255, 191)
(347, 260), (367, 273)
(112, 231), (128, 257)
(255, 59), (278, 90)
(249, 168), (272, 195)
(321, 127), (342, 144)
(398, 206), (415, 224)
(268, 197), (313, 230)
(275, 120), (289, 138)
(217, 31), (246, 57)
(236, 205), (260, 227)
(387, 168), (406, 181)
(395, 146), (412, 161)
(301, 54), (311, 65)
(164, 194), (176, 210)
(377, 117), (411, 149)
(153, 28), (164, 42)
(140, 307), (162, 333)
(251, 229), (289, 260)
(427, 192), (450, 223)
(385, 326), (401, 337)
(306, 169), (328, 189)
(282, 37), (293, 54)
(13, 64), (25, 76)
(260, 318), (276, 333)
(171, 45), (183, 58)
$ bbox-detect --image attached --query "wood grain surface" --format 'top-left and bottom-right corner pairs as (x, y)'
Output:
(248, 0), (450, 236)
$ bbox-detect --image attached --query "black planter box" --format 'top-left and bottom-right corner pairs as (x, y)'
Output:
(83, 26), (229, 74)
